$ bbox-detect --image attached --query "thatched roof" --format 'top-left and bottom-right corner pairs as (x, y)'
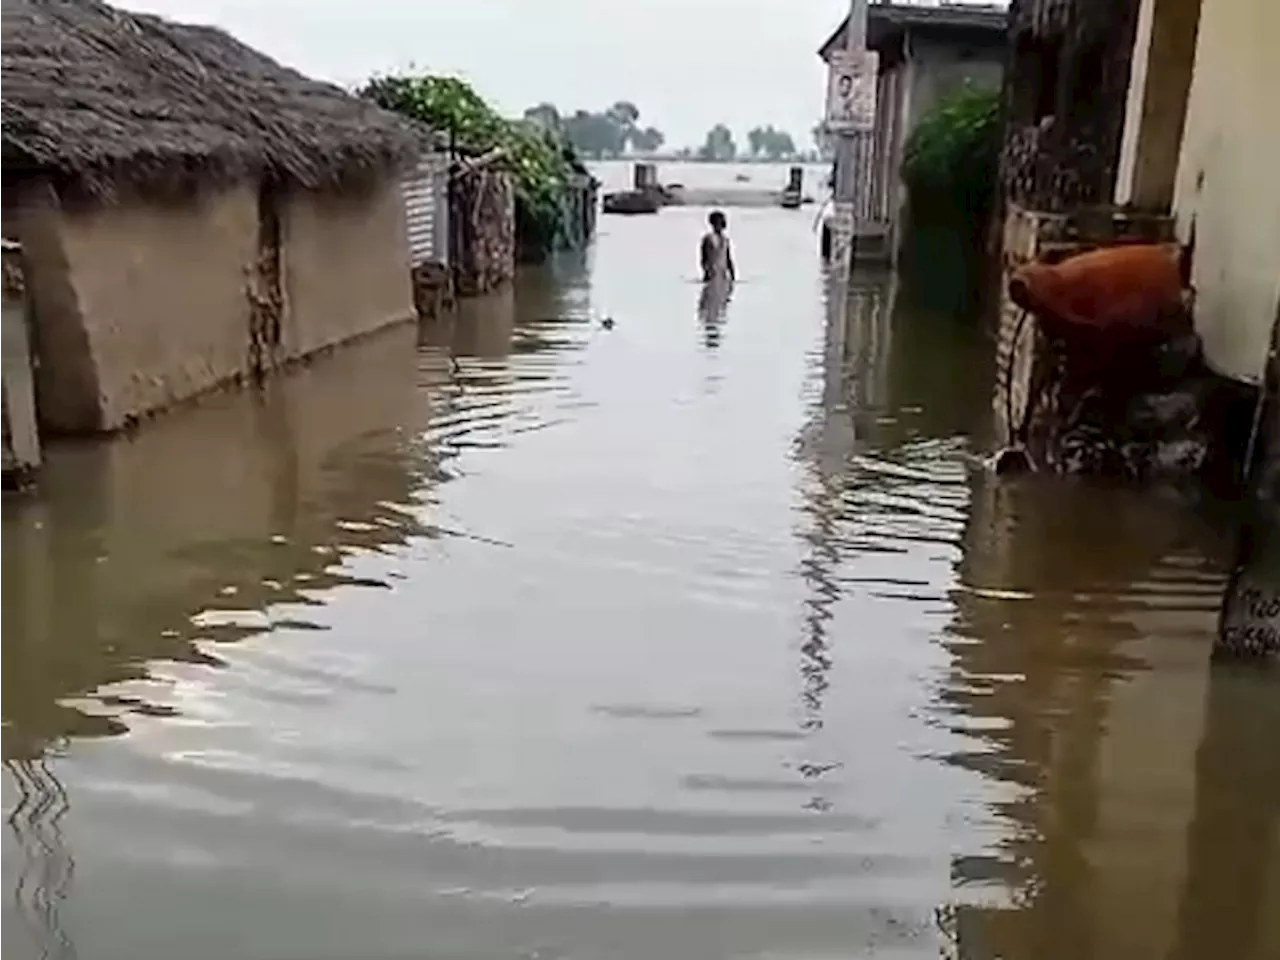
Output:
(2, 0), (435, 198)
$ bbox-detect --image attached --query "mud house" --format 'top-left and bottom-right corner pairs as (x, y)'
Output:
(1, 0), (435, 435)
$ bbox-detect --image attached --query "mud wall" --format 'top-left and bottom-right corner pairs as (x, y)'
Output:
(999, 0), (1144, 212)
(450, 168), (515, 298)
(281, 177), (415, 360)
(9, 173), (416, 434)
(18, 181), (258, 433)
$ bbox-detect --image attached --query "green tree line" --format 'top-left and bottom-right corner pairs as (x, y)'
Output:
(525, 101), (827, 163)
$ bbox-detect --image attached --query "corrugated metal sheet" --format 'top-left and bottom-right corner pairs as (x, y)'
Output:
(402, 154), (449, 267)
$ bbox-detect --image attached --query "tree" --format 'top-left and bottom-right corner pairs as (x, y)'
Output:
(523, 102), (562, 133)
(562, 109), (624, 157)
(697, 124), (737, 162)
(747, 125), (798, 161)
(605, 100), (640, 130)
(525, 101), (666, 158)
(631, 126), (665, 155)
(605, 100), (640, 152)
(362, 73), (575, 263)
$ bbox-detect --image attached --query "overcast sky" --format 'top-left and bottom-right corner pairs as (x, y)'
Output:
(119, 0), (857, 149)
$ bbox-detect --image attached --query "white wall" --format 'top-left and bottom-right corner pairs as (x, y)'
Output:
(1172, 0), (1280, 384)
(1115, 0), (1202, 210)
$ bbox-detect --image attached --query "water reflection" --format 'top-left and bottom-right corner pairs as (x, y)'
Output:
(1172, 663), (1280, 960)
(3, 256), (600, 763)
(6, 757), (75, 960)
(696, 280), (733, 350)
(2, 324), (438, 758)
(943, 474), (1280, 959)
(2, 204), (1275, 960)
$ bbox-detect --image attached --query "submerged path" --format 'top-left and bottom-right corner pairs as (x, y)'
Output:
(4, 201), (1277, 960)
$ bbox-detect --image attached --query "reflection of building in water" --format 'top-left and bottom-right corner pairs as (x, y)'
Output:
(1, 325), (439, 759)
(839, 269), (896, 418)
(945, 472), (1279, 959)
(1171, 665), (1280, 960)
(2, 268), (594, 959)
(5, 757), (75, 960)
(788, 271), (899, 808)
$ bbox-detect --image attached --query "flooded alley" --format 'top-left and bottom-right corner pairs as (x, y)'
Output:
(4, 175), (1279, 960)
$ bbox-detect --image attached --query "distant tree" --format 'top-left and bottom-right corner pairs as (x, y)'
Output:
(747, 125), (797, 161)
(631, 125), (665, 155)
(523, 102), (562, 133)
(562, 109), (623, 157)
(605, 100), (640, 151)
(606, 100), (640, 129)
(696, 124), (737, 162)
(527, 100), (664, 158)
(771, 130), (797, 160)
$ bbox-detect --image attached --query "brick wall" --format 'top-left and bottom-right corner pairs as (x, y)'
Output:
(999, 0), (1144, 213)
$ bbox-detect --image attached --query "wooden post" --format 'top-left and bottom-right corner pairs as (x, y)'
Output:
(2, 239), (40, 488)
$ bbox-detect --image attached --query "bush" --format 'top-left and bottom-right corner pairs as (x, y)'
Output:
(901, 83), (1001, 227)
(899, 84), (1002, 317)
(361, 73), (573, 262)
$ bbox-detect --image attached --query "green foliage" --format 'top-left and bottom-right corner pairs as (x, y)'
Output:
(899, 84), (1002, 318)
(361, 73), (575, 261)
(901, 83), (1001, 223)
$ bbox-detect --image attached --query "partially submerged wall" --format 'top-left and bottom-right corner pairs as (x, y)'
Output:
(281, 177), (415, 360)
(451, 167), (515, 298)
(19, 181), (258, 433)
(11, 173), (415, 434)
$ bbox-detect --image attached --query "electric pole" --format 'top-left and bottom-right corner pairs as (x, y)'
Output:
(828, 0), (873, 275)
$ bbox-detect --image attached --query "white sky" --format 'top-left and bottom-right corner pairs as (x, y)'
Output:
(118, 0), (856, 149)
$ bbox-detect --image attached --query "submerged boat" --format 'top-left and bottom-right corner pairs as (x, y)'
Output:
(602, 190), (661, 215)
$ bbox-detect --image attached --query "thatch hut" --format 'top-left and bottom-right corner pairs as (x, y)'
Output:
(2, 0), (435, 433)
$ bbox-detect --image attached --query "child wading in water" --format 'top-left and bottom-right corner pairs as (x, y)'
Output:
(700, 210), (736, 285)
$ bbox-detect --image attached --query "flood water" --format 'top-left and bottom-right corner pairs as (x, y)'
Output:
(5, 174), (1280, 959)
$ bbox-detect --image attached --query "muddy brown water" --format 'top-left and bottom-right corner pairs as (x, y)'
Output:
(4, 201), (1279, 960)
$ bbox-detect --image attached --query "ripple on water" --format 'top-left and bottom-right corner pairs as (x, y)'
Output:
(3, 205), (1255, 960)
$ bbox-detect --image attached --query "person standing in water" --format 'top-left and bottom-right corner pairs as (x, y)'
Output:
(697, 210), (735, 347)
(700, 210), (736, 284)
